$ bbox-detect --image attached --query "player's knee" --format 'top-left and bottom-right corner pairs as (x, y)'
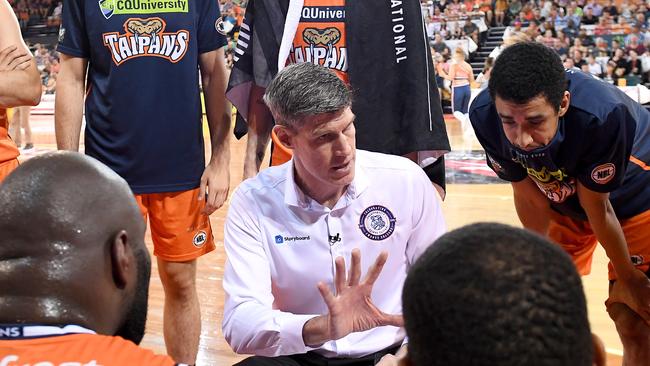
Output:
(608, 302), (650, 340)
(158, 259), (197, 298)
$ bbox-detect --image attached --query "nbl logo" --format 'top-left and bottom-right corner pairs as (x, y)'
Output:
(591, 163), (615, 184)
(193, 231), (207, 248)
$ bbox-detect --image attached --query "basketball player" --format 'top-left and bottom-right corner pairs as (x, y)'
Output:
(0, 152), (175, 366)
(0, 0), (41, 183)
(470, 42), (650, 364)
(402, 223), (605, 366)
(55, 0), (231, 363)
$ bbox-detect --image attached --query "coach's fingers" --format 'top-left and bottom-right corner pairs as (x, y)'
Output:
(317, 281), (336, 310)
(380, 313), (404, 328)
(363, 251), (388, 287)
(348, 249), (361, 287)
(335, 256), (346, 294)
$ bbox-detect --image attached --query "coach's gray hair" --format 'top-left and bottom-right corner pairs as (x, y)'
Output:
(263, 63), (351, 128)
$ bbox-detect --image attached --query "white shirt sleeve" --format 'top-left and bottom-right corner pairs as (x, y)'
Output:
(222, 189), (318, 357)
(405, 167), (447, 265)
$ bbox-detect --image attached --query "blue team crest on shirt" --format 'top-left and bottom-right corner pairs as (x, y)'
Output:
(99, 0), (115, 19)
(359, 205), (396, 241)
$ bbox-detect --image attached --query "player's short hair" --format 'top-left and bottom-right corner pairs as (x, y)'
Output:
(263, 63), (351, 128)
(489, 42), (567, 110)
(402, 223), (592, 366)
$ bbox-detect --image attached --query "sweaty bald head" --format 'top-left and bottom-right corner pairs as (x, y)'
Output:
(0, 152), (150, 343)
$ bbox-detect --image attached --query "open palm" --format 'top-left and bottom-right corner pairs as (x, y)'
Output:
(317, 249), (404, 341)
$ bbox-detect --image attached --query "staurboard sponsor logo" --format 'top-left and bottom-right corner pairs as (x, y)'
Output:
(274, 235), (311, 244)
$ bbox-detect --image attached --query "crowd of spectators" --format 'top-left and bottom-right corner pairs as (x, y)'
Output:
(424, 0), (650, 87)
(9, 0), (62, 31)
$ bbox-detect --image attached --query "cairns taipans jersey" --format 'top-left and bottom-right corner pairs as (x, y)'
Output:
(470, 70), (650, 221)
(0, 324), (175, 365)
(58, 0), (226, 193)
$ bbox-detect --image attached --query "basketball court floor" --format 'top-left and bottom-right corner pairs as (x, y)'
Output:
(18, 113), (623, 365)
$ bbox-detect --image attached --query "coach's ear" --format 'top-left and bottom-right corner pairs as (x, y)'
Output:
(558, 91), (571, 117)
(273, 124), (295, 150)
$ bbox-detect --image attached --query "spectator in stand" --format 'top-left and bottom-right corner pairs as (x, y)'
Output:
(594, 37), (610, 57)
(462, 17), (480, 45)
(587, 54), (603, 77)
(603, 0), (619, 20)
(584, 0), (603, 17)
(475, 57), (493, 89)
(564, 18), (579, 39)
(627, 34), (647, 54)
(570, 38), (589, 57)
(573, 50), (587, 69)
(509, 0), (523, 22)
(541, 30), (555, 47)
(627, 50), (643, 78)
(555, 7), (569, 31)
(494, 0), (507, 26)
(582, 7), (598, 25)
(567, 1), (583, 26)
(611, 48), (630, 71)
(611, 39), (624, 57)
(603, 62), (617, 84)
(431, 34), (451, 57)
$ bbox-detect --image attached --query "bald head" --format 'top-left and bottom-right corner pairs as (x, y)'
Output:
(0, 152), (150, 343)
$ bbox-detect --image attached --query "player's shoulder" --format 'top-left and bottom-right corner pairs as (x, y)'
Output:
(469, 87), (494, 114)
(231, 163), (288, 201)
(356, 150), (427, 182)
(565, 70), (631, 121)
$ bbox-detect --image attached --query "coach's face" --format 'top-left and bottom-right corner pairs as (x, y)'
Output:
(276, 107), (356, 196)
(495, 92), (570, 151)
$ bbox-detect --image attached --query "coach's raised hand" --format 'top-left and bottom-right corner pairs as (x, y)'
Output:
(302, 249), (404, 347)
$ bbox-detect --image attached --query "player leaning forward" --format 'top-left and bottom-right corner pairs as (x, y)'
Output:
(470, 42), (650, 364)
(222, 62), (446, 365)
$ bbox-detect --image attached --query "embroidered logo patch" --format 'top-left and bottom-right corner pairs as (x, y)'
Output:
(359, 205), (396, 241)
(193, 231), (207, 248)
(591, 163), (615, 184)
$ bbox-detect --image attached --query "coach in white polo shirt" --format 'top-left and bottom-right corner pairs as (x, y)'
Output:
(222, 63), (446, 366)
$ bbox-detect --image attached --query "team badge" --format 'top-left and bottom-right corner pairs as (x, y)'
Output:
(359, 205), (396, 241)
(193, 231), (207, 247)
(591, 163), (615, 184)
(99, 0), (115, 19)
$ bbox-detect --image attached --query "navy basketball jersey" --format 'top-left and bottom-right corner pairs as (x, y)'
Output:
(58, 0), (226, 193)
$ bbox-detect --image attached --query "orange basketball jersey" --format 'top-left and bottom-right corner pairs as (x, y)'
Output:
(0, 108), (19, 165)
(0, 325), (174, 366)
(288, 0), (348, 83)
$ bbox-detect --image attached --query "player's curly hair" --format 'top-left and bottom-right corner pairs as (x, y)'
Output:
(489, 42), (567, 109)
(402, 223), (593, 366)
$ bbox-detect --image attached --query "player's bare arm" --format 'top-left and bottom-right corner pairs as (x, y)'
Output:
(512, 177), (553, 235)
(199, 47), (231, 214)
(302, 250), (404, 347)
(577, 182), (650, 324)
(242, 85), (273, 179)
(55, 54), (87, 151)
(0, 0), (41, 108)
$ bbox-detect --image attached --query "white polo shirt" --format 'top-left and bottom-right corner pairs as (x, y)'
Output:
(222, 150), (446, 358)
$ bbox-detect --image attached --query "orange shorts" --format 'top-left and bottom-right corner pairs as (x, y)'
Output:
(549, 210), (650, 280)
(135, 188), (215, 262)
(0, 158), (19, 184)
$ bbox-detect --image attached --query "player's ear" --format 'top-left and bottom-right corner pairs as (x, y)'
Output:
(274, 124), (295, 149)
(558, 91), (571, 117)
(110, 230), (131, 289)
